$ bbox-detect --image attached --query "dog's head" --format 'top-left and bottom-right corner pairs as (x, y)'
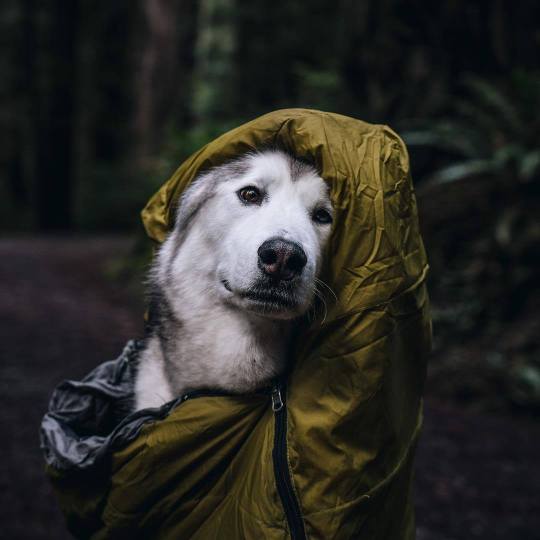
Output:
(157, 150), (333, 320)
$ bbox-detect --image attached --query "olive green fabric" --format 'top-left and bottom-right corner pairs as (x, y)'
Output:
(48, 109), (431, 539)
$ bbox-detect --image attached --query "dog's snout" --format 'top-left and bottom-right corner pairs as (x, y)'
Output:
(257, 238), (307, 280)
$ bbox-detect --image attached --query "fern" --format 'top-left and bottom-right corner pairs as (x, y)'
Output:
(404, 71), (540, 185)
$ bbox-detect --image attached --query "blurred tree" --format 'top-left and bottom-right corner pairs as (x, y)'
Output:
(232, 0), (348, 116)
(1, 0), (539, 231)
(135, 0), (198, 160)
(75, 1), (140, 229)
(35, 0), (80, 230)
(1, 0), (35, 229)
(192, 0), (237, 123)
(0, 0), (80, 230)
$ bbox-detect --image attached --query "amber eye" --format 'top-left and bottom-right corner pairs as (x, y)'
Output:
(312, 208), (333, 224)
(237, 186), (262, 205)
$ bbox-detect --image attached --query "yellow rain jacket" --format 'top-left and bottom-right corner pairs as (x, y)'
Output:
(41, 108), (431, 539)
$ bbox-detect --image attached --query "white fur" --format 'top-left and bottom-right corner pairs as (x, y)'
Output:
(134, 150), (333, 410)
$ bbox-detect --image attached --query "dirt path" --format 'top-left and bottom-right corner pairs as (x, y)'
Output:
(0, 236), (143, 539)
(0, 237), (537, 539)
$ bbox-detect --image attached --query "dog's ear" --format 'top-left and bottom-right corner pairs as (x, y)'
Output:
(173, 169), (219, 232)
(172, 156), (252, 232)
(156, 171), (220, 283)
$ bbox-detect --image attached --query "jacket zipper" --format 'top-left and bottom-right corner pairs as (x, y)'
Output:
(180, 389), (232, 401)
(180, 385), (307, 539)
(271, 382), (307, 540)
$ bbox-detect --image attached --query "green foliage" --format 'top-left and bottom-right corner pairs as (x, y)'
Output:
(510, 360), (540, 408)
(150, 120), (241, 182)
(409, 72), (540, 412)
(192, 0), (237, 123)
(293, 65), (347, 112)
(404, 71), (540, 184)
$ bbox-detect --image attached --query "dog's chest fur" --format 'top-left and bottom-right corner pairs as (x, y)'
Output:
(134, 288), (290, 410)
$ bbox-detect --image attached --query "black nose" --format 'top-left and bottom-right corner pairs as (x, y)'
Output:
(257, 238), (307, 281)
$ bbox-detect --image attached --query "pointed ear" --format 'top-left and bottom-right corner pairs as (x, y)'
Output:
(155, 169), (222, 285)
(172, 168), (220, 233)
(172, 156), (251, 233)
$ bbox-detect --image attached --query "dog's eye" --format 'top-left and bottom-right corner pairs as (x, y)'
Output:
(237, 186), (262, 205)
(312, 208), (333, 224)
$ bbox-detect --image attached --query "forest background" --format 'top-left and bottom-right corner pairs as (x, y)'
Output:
(1, 1), (539, 538)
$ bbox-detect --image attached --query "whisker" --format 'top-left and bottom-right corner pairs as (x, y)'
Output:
(314, 277), (338, 303)
(306, 285), (319, 324)
(311, 284), (328, 324)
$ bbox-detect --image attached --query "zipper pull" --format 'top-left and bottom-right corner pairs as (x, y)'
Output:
(271, 385), (284, 412)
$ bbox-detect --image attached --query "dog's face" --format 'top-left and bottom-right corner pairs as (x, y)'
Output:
(164, 150), (333, 320)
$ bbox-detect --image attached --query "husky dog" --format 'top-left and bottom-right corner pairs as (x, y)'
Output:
(134, 150), (333, 410)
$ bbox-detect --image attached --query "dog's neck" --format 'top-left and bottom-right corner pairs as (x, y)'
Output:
(148, 282), (292, 396)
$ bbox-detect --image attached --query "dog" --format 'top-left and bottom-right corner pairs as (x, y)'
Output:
(134, 149), (334, 410)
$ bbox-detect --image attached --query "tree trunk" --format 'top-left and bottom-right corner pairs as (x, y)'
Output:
(135, 0), (198, 160)
(35, 0), (80, 230)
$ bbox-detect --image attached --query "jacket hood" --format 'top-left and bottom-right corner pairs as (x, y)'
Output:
(142, 108), (428, 312)
(42, 109), (431, 539)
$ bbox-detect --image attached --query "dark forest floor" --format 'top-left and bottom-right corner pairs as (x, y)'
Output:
(0, 236), (538, 540)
